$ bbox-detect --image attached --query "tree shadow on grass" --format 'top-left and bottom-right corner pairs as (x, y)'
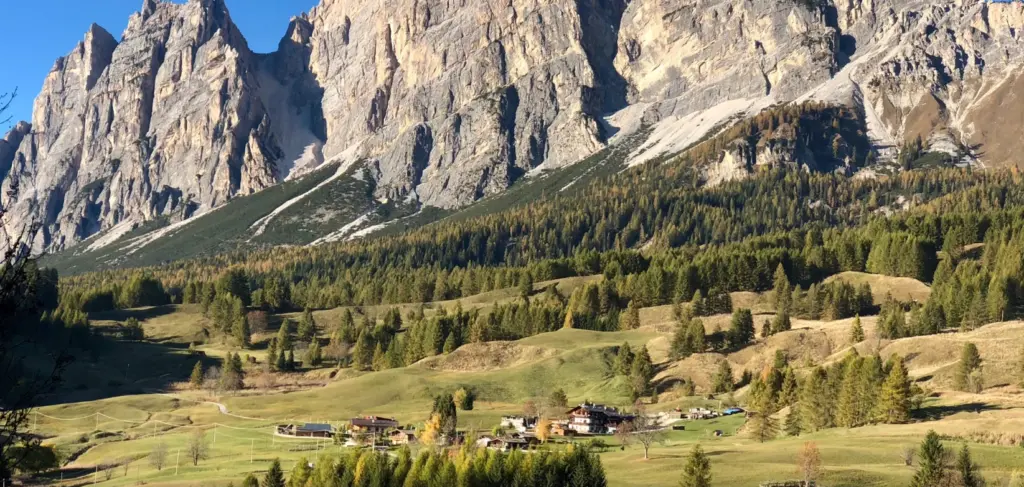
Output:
(89, 304), (180, 322)
(913, 402), (1000, 421)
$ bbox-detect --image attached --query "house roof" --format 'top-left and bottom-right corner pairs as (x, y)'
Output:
(297, 423), (334, 433)
(351, 416), (400, 428)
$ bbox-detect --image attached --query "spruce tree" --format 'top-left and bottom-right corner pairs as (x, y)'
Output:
(712, 360), (734, 393)
(353, 329), (375, 371)
(189, 361), (204, 389)
(747, 379), (778, 442)
(615, 343), (635, 376)
(372, 343), (387, 371)
(688, 319), (706, 354)
(307, 339), (322, 367)
(954, 342), (983, 393)
(276, 320), (293, 351)
(771, 311), (792, 335)
(874, 356), (911, 424)
(275, 347), (287, 372)
(835, 358), (862, 428)
(784, 406), (802, 437)
(799, 367), (831, 432)
(623, 300), (641, 330)
(728, 308), (755, 349)
(850, 315), (865, 343)
(297, 308), (317, 342)
(956, 444), (983, 487)
(678, 444), (712, 487)
(910, 431), (949, 487)
(264, 459), (285, 487)
(629, 347), (655, 399)
(772, 264), (791, 313)
(267, 338), (278, 371)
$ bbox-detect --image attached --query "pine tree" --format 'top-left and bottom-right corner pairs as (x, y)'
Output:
(307, 339), (322, 367)
(780, 367), (799, 406)
(874, 356), (911, 424)
(956, 444), (983, 487)
(287, 457), (311, 487)
(353, 329), (375, 371)
(691, 290), (706, 317)
(772, 264), (791, 312)
(835, 358), (863, 428)
(615, 343), (635, 376)
(264, 459), (285, 487)
(784, 406), (802, 437)
(276, 320), (293, 351)
(623, 300), (641, 330)
(771, 311), (792, 335)
(850, 315), (865, 343)
(372, 343), (387, 371)
(442, 333), (457, 354)
(688, 319), (706, 354)
(910, 431), (949, 487)
(189, 361), (204, 389)
(728, 308), (755, 349)
(799, 367), (831, 432)
(297, 308), (317, 342)
(267, 338), (278, 371)
(712, 360), (734, 393)
(629, 347), (655, 399)
(678, 444), (712, 487)
(954, 342), (983, 393)
(275, 347), (287, 372)
(747, 379), (778, 442)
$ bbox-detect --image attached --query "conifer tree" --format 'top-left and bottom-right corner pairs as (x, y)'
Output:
(276, 320), (293, 351)
(772, 264), (792, 312)
(678, 444), (712, 487)
(835, 358), (863, 428)
(688, 319), (706, 354)
(189, 361), (204, 389)
(771, 311), (792, 335)
(954, 342), (983, 393)
(747, 379), (778, 442)
(784, 407), (802, 437)
(385, 338), (403, 369)
(286, 350), (296, 371)
(267, 338), (278, 371)
(263, 459), (285, 487)
(728, 308), (755, 349)
(799, 367), (831, 432)
(275, 347), (287, 372)
(956, 444), (983, 487)
(712, 360), (734, 393)
(286, 457), (311, 487)
(623, 300), (641, 330)
(629, 347), (655, 399)
(615, 343), (635, 376)
(352, 329), (375, 371)
(372, 343), (387, 371)
(297, 308), (317, 342)
(874, 356), (911, 424)
(306, 339), (322, 367)
(850, 315), (865, 343)
(910, 431), (949, 487)
(780, 367), (799, 406)
(691, 289), (706, 317)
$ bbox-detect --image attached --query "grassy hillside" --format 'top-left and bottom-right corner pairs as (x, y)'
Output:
(29, 275), (1024, 486)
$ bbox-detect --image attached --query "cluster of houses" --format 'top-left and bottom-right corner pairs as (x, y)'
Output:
(274, 401), (679, 452)
(678, 406), (744, 420)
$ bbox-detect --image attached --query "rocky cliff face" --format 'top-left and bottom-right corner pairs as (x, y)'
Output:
(3, 0), (1023, 252)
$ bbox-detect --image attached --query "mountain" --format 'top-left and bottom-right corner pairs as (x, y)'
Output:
(3, 0), (1024, 257)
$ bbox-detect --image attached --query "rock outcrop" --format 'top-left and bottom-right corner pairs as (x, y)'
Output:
(3, 0), (1023, 252)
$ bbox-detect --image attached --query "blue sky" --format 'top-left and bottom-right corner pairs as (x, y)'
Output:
(2, 0), (318, 131)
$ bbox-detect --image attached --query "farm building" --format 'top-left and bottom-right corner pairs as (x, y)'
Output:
(350, 416), (400, 436)
(388, 429), (417, 445)
(275, 423), (335, 438)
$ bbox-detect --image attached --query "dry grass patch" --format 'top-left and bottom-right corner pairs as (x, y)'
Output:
(824, 271), (931, 304)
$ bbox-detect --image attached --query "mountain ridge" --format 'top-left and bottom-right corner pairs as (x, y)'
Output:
(4, 0), (1024, 257)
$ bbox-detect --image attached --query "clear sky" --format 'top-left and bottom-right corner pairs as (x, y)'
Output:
(2, 0), (319, 132)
